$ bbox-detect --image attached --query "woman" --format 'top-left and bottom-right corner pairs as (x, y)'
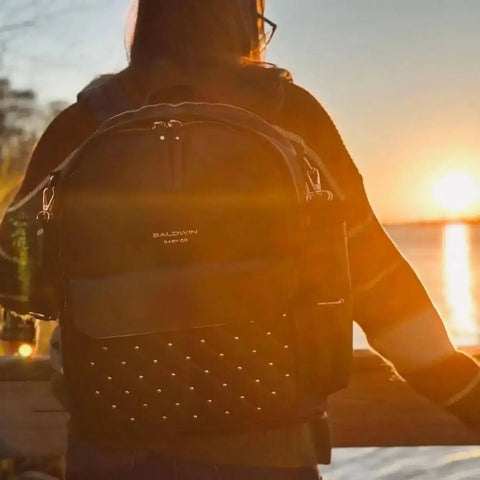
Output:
(1, 1), (479, 479)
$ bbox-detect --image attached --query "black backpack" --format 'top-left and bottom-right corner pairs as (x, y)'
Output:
(31, 84), (353, 439)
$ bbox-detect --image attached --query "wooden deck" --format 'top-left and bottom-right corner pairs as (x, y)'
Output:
(0, 348), (478, 459)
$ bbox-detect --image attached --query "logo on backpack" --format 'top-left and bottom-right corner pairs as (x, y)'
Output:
(152, 229), (199, 245)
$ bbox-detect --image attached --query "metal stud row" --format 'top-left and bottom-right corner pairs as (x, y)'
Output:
(97, 344), (290, 362)
(97, 387), (279, 399)
(107, 401), (273, 419)
(91, 364), (291, 382)
(91, 366), (291, 382)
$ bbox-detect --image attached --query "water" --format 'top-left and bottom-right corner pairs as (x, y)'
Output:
(389, 223), (480, 346)
(323, 222), (480, 479)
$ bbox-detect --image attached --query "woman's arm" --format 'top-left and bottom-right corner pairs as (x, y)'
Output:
(348, 191), (480, 430)
(286, 83), (480, 432)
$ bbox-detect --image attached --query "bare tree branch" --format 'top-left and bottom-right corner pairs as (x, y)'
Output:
(0, 21), (35, 35)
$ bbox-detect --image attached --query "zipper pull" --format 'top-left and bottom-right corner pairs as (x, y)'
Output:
(167, 121), (183, 190)
(152, 121), (168, 130)
(167, 120), (183, 131)
(152, 121), (168, 141)
(152, 120), (183, 140)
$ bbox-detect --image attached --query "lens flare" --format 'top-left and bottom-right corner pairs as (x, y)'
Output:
(18, 343), (34, 358)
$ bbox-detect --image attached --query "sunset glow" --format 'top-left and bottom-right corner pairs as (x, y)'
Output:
(432, 171), (480, 218)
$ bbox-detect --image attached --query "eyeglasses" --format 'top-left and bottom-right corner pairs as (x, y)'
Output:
(258, 14), (277, 50)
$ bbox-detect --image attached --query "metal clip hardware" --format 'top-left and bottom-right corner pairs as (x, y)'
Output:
(36, 186), (55, 223)
(306, 166), (334, 202)
(303, 156), (334, 202)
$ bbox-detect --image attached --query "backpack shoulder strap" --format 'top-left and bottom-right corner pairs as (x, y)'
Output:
(77, 74), (134, 123)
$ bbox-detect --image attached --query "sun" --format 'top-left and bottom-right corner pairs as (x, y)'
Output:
(432, 171), (480, 217)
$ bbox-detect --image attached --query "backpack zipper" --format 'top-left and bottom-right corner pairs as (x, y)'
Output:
(153, 120), (184, 190)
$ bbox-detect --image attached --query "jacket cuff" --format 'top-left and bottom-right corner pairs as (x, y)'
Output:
(443, 371), (480, 429)
(402, 351), (480, 428)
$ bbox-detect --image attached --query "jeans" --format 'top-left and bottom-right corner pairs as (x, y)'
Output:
(65, 438), (322, 480)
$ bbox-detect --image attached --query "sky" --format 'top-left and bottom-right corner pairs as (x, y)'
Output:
(1, 0), (480, 223)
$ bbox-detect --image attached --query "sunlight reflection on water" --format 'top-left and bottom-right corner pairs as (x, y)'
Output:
(443, 223), (479, 345)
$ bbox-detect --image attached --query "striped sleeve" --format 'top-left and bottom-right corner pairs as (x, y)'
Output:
(278, 83), (480, 429)
(347, 192), (480, 429)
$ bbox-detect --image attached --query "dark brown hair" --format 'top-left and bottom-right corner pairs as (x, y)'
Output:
(129, 0), (268, 67)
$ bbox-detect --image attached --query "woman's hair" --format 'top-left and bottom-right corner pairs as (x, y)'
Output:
(129, 0), (268, 67)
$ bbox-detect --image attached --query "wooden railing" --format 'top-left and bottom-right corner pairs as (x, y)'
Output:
(1, 348), (479, 458)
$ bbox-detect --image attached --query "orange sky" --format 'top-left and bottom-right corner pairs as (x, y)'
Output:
(267, 1), (480, 223)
